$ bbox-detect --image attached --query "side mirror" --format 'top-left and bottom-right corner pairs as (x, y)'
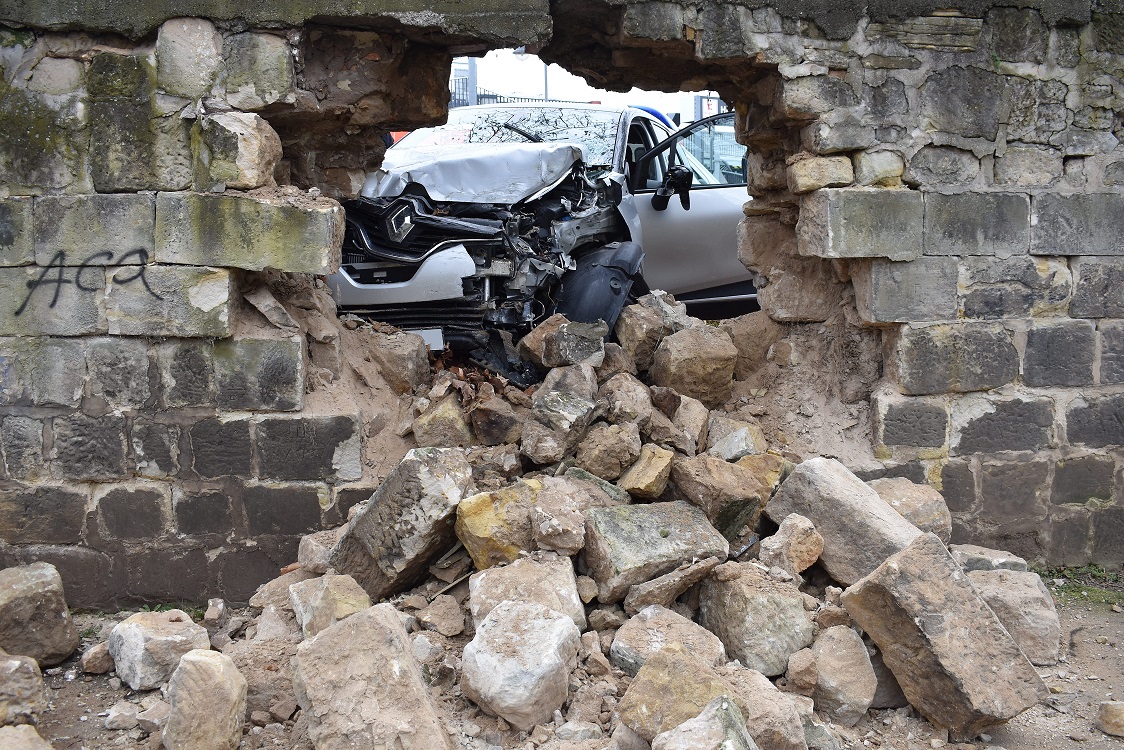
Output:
(651, 166), (693, 212)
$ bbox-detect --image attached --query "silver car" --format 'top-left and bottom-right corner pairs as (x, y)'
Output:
(329, 103), (752, 354)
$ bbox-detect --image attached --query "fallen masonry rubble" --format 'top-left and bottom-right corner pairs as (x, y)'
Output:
(0, 294), (1107, 750)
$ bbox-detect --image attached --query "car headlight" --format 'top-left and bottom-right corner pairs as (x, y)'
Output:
(385, 204), (415, 243)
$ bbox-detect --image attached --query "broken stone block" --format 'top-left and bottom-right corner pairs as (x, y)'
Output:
(758, 514), (824, 575)
(294, 603), (455, 749)
(249, 569), (316, 613)
(619, 645), (741, 743)
(469, 552), (586, 630)
(198, 112), (282, 190)
(866, 477), (952, 544)
(854, 150), (904, 186)
(156, 18), (222, 99)
(614, 303), (671, 371)
(517, 313), (568, 367)
(811, 625), (876, 727)
(104, 700), (139, 730)
(967, 569), (1060, 666)
(623, 556), (721, 616)
(349, 328), (430, 396)
(0, 725), (54, 749)
(460, 600), (580, 731)
(651, 695), (759, 750)
(0, 648), (45, 725)
(616, 443), (674, 500)
(531, 501), (585, 556)
(0, 562), (79, 666)
(1098, 702), (1124, 738)
(297, 527), (344, 575)
(714, 664), (808, 750)
(610, 604), (726, 677)
(137, 700), (171, 733)
(583, 501), (730, 603)
(108, 610), (211, 691)
(81, 641), (114, 674)
(543, 319), (608, 367)
(417, 595), (465, 637)
(643, 408), (696, 454)
(673, 395), (710, 452)
(949, 544), (1028, 572)
(288, 574), (372, 639)
(841, 534), (1048, 736)
(223, 32), (295, 110)
(162, 650), (246, 750)
(736, 453), (794, 494)
(699, 562), (813, 677)
(788, 156), (854, 194)
(599, 373), (655, 428)
(780, 648), (817, 697)
(575, 421), (642, 481)
(413, 393), (476, 447)
(671, 455), (769, 539)
(767, 457), (921, 586)
(456, 478), (542, 569)
(519, 420), (568, 464)
(706, 414), (768, 461)
(648, 326), (738, 408)
(469, 395), (523, 446)
(330, 447), (474, 600)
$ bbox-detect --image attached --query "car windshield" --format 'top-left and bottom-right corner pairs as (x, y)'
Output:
(394, 107), (624, 167)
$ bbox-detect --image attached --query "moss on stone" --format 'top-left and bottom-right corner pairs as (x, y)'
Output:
(87, 52), (156, 101)
(0, 78), (84, 192)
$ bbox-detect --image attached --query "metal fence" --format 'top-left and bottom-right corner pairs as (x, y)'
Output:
(450, 78), (567, 108)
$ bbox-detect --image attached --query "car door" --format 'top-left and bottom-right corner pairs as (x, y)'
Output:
(630, 112), (754, 301)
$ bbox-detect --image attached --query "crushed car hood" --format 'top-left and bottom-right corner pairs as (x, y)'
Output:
(361, 142), (586, 204)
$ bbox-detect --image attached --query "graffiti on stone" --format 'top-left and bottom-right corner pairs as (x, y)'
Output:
(14, 249), (162, 315)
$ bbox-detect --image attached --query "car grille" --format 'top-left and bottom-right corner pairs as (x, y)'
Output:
(338, 300), (488, 331)
(344, 197), (504, 264)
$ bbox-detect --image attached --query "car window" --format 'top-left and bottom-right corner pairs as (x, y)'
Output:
(635, 112), (747, 192)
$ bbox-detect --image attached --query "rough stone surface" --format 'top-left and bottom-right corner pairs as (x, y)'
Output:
(949, 544), (1028, 572)
(648, 326), (737, 408)
(787, 156), (853, 194)
(767, 458), (922, 586)
(599, 373), (655, 428)
(866, 478), (952, 544)
(413, 394), (476, 448)
(162, 650), (247, 750)
(456, 478), (542, 569)
(841, 534), (1048, 736)
(81, 641), (114, 674)
(967, 569), (1060, 666)
(583, 501), (730, 603)
(610, 604), (726, 676)
(293, 603), (455, 750)
(1097, 702), (1124, 738)
(623, 556), (721, 616)
(924, 192), (1029, 258)
(198, 112), (281, 190)
(289, 574), (372, 639)
(330, 448), (474, 599)
(617, 443), (675, 500)
(460, 600), (580, 731)
(713, 664), (808, 750)
(156, 18), (222, 99)
(0, 648), (45, 726)
(852, 256), (958, 324)
(107, 610), (211, 691)
(798, 188), (922, 262)
(893, 323), (1019, 396)
(0, 562), (79, 666)
(0, 726), (54, 749)
(468, 552), (586, 630)
(297, 528), (343, 575)
(671, 455), (769, 539)
(699, 562), (813, 677)
(575, 421), (642, 481)
(651, 695), (759, 750)
(811, 625), (876, 727)
(758, 513), (824, 575)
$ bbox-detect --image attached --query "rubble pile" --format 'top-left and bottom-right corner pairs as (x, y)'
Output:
(0, 293), (1091, 749)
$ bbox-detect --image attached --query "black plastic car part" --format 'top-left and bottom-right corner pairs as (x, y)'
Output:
(552, 241), (645, 334)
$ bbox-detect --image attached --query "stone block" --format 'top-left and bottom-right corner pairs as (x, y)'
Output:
(670, 455), (768, 539)
(993, 145), (1062, 187)
(812, 625), (877, 726)
(958, 256), (1071, 319)
(108, 610), (211, 691)
(0, 264), (106, 335)
(611, 604), (726, 677)
(867, 477), (952, 543)
(0, 198), (33, 266)
(801, 111), (876, 154)
(978, 461), (1049, 535)
(32, 194), (155, 267)
(841, 534), (1047, 737)
(196, 113), (283, 190)
(162, 650), (246, 750)
(0, 562), (80, 666)
(798, 188), (922, 262)
(991, 7), (1048, 62)
(920, 66), (1006, 139)
(1092, 506), (1124, 563)
(0, 649), (46, 725)
(781, 76), (858, 119)
(940, 460), (976, 513)
(288, 574), (371, 639)
(174, 490), (234, 536)
(1, 416), (45, 480)
(242, 484), (323, 537)
(1032, 193), (1124, 255)
(904, 146), (980, 187)
(213, 336), (303, 412)
(122, 547), (209, 603)
(468, 552), (586, 630)
(648, 326), (737, 408)
(131, 420), (179, 479)
(967, 569), (1059, 666)
(787, 156), (853, 194)
(0, 337), (85, 407)
(85, 336), (151, 409)
(190, 418), (252, 478)
(1023, 320), (1095, 386)
(952, 396), (1054, 454)
(50, 414), (128, 481)
(853, 150), (904, 186)
(223, 32), (296, 110)
(14, 545), (120, 610)
(156, 18), (221, 99)
(853, 257), (958, 323)
(650, 695), (755, 750)
(456, 478), (542, 569)
(924, 192), (1030, 258)
(873, 389), (948, 449)
(1101, 322), (1124, 383)
(0, 486), (88, 544)
(156, 340), (215, 407)
(254, 415), (361, 482)
(892, 322), (1019, 396)
(95, 486), (169, 541)
(0, 68), (89, 195)
(1071, 258), (1124, 318)
(105, 265), (232, 338)
(1067, 394), (1124, 448)
(155, 192), (344, 275)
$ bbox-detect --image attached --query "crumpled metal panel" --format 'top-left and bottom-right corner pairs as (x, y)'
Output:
(361, 142), (585, 204)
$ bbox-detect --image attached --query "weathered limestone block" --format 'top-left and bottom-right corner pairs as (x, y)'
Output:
(613, 294), (690, 371)
(413, 393), (476, 447)
(162, 650), (246, 750)
(214, 335), (304, 411)
(890, 322), (1019, 396)
(787, 156), (853, 194)
(583, 501), (730, 603)
(0, 265), (106, 336)
(460, 600), (580, 731)
(651, 695), (759, 750)
(853, 150), (903, 186)
(297, 528), (344, 575)
(293, 603), (455, 750)
(699, 562), (813, 677)
(155, 192), (344, 275)
(197, 113), (282, 190)
(0, 648), (46, 725)
(671, 455), (768, 539)
(905, 145), (980, 187)
(872, 387), (949, 451)
(781, 75), (858, 119)
(841, 534), (1048, 736)
(1097, 702), (1124, 738)
(716, 665), (809, 750)
(616, 443), (674, 500)
(924, 192), (1030, 258)
(811, 625), (876, 727)
(706, 414), (767, 461)
(456, 478), (541, 569)
(735, 453), (794, 494)
(967, 569), (1060, 666)
(32, 194), (155, 266)
(949, 544), (1028, 572)
(543, 319), (607, 367)
(758, 513), (823, 575)
(866, 477), (952, 543)
(469, 394), (523, 446)
(610, 604), (726, 677)
(797, 188), (922, 262)
(802, 110), (875, 154)
(767, 458), (921, 586)
(599, 373), (654, 428)
(289, 574), (372, 639)
(105, 265), (232, 337)
(468, 552), (586, 630)
(255, 415), (360, 482)
(623, 556), (721, 616)
(0, 562), (79, 666)
(156, 18), (222, 99)
(81, 641), (114, 674)
(0, 199), (32, 266)
(852, 257), (958, 324)
(108, 610), (211, 690)
(0, 725), (54, 749)
(952, 391), (1054, 455)
(648, 326), (737, 408)
(994, 145), (1062, 187)
(223, 32), (296, 110)
(1032, 193), (1124, 256)
(330, 448), (474, 599)
(959, 256), (1072, 320)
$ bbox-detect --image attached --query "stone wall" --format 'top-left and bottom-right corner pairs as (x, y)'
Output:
(1, 0), (1122, 605)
